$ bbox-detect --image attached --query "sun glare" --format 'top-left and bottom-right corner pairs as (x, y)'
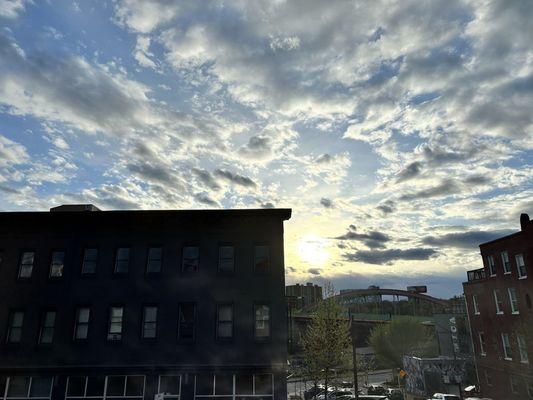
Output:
(297, 234), (330, 267)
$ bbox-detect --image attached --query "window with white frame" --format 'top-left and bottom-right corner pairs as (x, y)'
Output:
(142, 306), (157, 339)
(182, 246), (199, 272)
(38, 311), (56, 344)
(494, 290), (504, 314)
(472, 294), (480, 315)
(501, 251), (511, 274)
(81, 249), (98, 275)
(518, 334), (529, 363)
(4, 376), (53, 400)
(49, 251), (65, 278)
(146, 247), (162, 273)
(510, 375), (520, 394)
(487, 255), (496, 276)
(516, 254), (527, 278)
(508, 287), (519, 314)
(216, 304), (233, 340)
(114, 248), (130, 274)
(502, 333), (513, 360)
(107, 307), (123, 341)
(218, 245), (234, 273)
(104, 376), (144, 400)
(6, 310), (24, 343)
(194, 373), (273, 399)
(479, 332), (486, 356)
(74, 308), (91, 340)
(158, 376), (181, 399)
(18, 252), (35, 279)
(254, 304), (270, 339)
(65, 376), (105, 400)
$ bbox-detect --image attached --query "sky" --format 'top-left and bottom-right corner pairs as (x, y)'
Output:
(0, 0), (532, 298)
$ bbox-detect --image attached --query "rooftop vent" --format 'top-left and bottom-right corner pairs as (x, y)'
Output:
(520, 213), (530, 231)
(50, 204), (101, 212)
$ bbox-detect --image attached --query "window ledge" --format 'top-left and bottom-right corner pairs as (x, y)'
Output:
(504, 272), (511, 275)
(481, 353), (486, 357)
(520, 360), (529, 364)
(504, 357), (513, 361)
(490, 274), (496, 277)
(518, 276), (528, 280)
(474, 312), (480, 315)
(512, 311), (520, 315)
(496, 311), (504, 315)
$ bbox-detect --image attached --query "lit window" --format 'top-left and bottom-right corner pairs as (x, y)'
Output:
(39, 311), (56, 344)
(146, 247), (162, 273)
(216, 304), (233, 339)
(6, 311), (24, 343)
(218, 245), (234, 273)
(508, 287), (519, 314)
(479, 332), (486, 356)
(74, 308), (90, 340)
(487, 255), (496, 276)
(18, 251), (34, 278)
(81, 248), (98, 274)
(114, 248), (130, 274)
(502, 333), (513, 360)
(178, 303), (195, 340)
(182, 246), (199, 272)
(142, 306), (157, 339)
(518, 334), (529, 363)
(108, 307), (123, 341)
(472, 294), (480, 315)
(494, 290), (503, 314)
(501, 251), (511, 274)
(158, 376), (181, 398)
(254, 304), (270, 339)
(510, 375), (520, 394)
(254, 245), (270, 273)
(49, 251), (65, 278)
(516, 254), (527, 278)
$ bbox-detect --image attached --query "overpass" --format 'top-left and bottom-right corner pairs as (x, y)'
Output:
(333, 288), (449, 306)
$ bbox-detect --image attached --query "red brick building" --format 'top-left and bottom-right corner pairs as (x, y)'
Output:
(463, 214), (533, 399)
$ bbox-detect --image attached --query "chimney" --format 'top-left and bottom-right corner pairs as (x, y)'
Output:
(50, 204), (101, 212)
(520, 213), (530, 231)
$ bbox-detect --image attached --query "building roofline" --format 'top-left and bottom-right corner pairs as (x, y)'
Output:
(478, 230), (521, 247)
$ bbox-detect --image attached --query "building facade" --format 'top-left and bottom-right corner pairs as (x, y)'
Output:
(285, 283), (322, 310)
(463, 214), (533, 399)
(0, 206), (291, 400)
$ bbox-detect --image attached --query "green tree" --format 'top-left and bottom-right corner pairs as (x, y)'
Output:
(369, 316), (437, 368)
(301, 283), (352, 399)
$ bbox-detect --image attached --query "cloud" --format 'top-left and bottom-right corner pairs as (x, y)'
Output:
(344, 248), (437, 265)
(0, 0), (28, 19)
(422, 229), (516, 249)
(0, 134), (28, 167)
(399, 179), (461, 201)
(191, 168), (221, 191)
(335, 226), (391, 249)
(214, 169), (257, 188)
(396, 161), (423, 182)
(194, 192), (219, 207)
(113, 0), (180, 33)
(238, 135), (272, 160)
(308, 268), (322, 275)
(320, 197), (333, 208)
(376, 200), (396, 215)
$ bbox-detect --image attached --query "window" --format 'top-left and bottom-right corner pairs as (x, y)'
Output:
(178, 303), (196, 340)
(494, 289), (503, 314)
(487, 255), (496, 276)
(142, 306), (157, 338)
(18, 251), (34, 278)
(81, 248), (98, 274)
(108, 307), (123, 341)
(479, 332), (486, 356)
(158, 376), (181, 399)
(146, 247), (162, 273)
(114, 248), (130, 274)
(194, 373), (273, 399)
(5, 376), (53, 399)
(472, 294), (480, 315)
(216, 304), (233, 339)
(254, 245), (270, 273)
(182, 246), (199, 272)
(501, 251), (511, 274)
(254, 304), (270, 339)
(38, 311), (56, 344)
(510, 375), (520, 394)
(518, 334), (529, 363)
(49, 251), (65, 278)
(516, 254), (527, 278)
(66, 376), (105, 399)
(6, 311), (24, 343)
(218, 245), (234, 273)
(502, 333), (513, 360)
(508, 287), (519, 314)
(74, 307), (90, 340)
(104, 376), (144, 399)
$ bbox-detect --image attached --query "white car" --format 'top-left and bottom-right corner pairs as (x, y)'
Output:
(430, 394), (461, 400)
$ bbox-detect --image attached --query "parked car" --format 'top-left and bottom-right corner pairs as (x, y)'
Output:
(358, 396), (390, 400)
(304, 386), (325, 400)
(430, 394), (461, 400)
(367, 385), (387, 395)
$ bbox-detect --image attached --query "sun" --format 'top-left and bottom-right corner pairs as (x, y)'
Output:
(297, 234), (330, 267)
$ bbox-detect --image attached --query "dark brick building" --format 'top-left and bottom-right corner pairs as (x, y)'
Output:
(463, 214), (533, 399)
(0, 205), (291, 400)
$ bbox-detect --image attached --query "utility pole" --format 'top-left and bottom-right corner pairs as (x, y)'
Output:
(349, 310), (359, 400)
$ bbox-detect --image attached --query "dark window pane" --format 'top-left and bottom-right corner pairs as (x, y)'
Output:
(82, 248), (98, 274)
(142, 307), (157, 338)
(215, 374), (233, 395)
(8, 311), (24, 343)
(19, 251), (34, 278)
(125, 376), (144, 396)
(146, 247), (162, 273)
(217, 305), (233, 339)
(218, 246), (234, 273)
(160, 376), (180, 395)
(67, 377), (86, 397)
(40, 311), (56, 344)
(235, 374), (253, 395)
(114, 248), (130, 273)
(254, 245), (270, 273)
(254, 374), (273, 395)
(30, 377), (53, 397)
(86, 376), (105, 396)
(7, 376), (30, 397)
(75, 308), (90, 340)
(178, 303), (195, 340)
(182, 246), (199, 272)
(106, 376), (125, 397)
(195, 375), (214, 396)
(50, 251), (65, 278)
